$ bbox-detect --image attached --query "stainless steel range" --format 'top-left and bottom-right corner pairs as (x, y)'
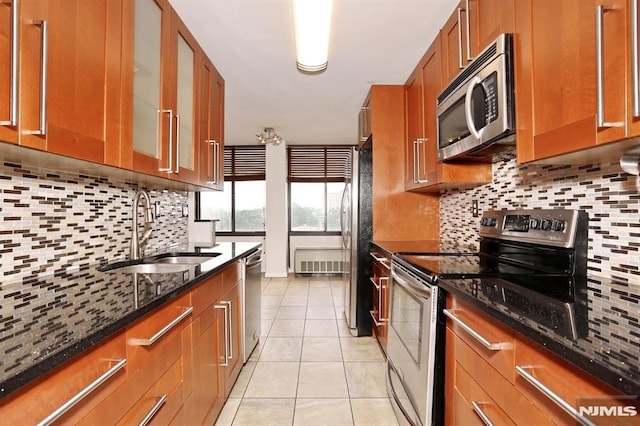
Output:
(386, 209), (589, 426)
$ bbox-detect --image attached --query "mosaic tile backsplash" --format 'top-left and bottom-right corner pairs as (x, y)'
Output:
(440, 158), (640, 284)
(0, 161), (188, 282)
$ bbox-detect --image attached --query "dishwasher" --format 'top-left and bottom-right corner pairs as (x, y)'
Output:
(242, 247), (263, 362)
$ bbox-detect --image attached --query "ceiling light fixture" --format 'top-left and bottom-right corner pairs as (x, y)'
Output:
(256, 127), (283, 145)
(292, 0), (333, 73)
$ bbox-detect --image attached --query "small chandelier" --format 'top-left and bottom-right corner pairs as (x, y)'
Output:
(256, 127), (283, 145)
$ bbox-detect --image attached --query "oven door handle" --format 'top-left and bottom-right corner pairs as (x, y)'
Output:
(464, 75), (484, 140)
(391, 269), (432, 299)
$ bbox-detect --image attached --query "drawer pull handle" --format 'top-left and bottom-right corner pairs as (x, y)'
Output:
(37, 358), (127, 426)
(443, 309), (512, 350)
(515, 365), (596, 426)
(370, 253), (390, 268)
(369, 310), (386, 327)
(471, 402), (494, 426)
(138, 394), (168, 426)
(129, 306), (193, 346)
(370, 276), (380, 290)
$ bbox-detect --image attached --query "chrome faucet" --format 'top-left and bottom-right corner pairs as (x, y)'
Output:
(130, 190), (155, 260)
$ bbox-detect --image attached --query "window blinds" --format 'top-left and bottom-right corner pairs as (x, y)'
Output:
(287, 145), (352, 182)
(224, 146), (266, 181)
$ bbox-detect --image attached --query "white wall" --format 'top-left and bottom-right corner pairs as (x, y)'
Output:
(264, 143), (289, 277)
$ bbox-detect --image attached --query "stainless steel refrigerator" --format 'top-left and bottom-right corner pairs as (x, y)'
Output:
(341, 144), (373, 337)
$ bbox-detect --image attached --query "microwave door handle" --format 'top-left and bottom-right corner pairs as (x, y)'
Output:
(464, 76), (483, 140)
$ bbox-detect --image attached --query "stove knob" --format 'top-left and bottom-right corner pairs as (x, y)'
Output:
(480, 217), (487, 226)
(489, 218), (497, 226)
(551, 219), (566, 232)
(529, 218), (539, 229)
(540, 219), (551, 230)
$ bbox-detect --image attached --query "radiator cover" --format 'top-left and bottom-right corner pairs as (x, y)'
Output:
(294, 247), (345, 275)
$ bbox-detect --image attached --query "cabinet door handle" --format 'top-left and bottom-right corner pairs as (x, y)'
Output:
(515, 365), (597, 426)
(443, 309), (512, 350)
(206, 139), (219, 185)
(465, 0), (472, 61)
(632, 0), (640, 117)
(379, 276), (388, 322)
(412, 140), (419, 183)
(128, 306), (193, 346)
(37, 358), (127, 426)
(0, 0), (18, 127)
(138, 394), (168, 426)
(158, 109), (174, 172)
(471, 402), (494, 426)
(224, 300), (233, 360)
(25, 20), (48, 136)
(456, 7), (464, 69)
(215, 303), (229, 367)
(596, 5), (624, 128)
(414, 139), (428, 183)
(370, 276), (387, 322)
(174, 114), (180, 173)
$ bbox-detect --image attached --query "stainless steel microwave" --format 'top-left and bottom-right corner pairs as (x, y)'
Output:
(436, 33), (515, 162)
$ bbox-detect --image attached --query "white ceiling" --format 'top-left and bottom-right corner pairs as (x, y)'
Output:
(169, 0), (459, 146)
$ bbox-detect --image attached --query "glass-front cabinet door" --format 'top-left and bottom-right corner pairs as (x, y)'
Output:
(128, 0), (170, 176)
(132, 0), (163, 164)
(127, 0), (199, 183)
(172, 14), (199, 184)
(199, 56), (225, 190)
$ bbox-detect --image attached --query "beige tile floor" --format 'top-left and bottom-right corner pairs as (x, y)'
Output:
(214, 275), (400, 426)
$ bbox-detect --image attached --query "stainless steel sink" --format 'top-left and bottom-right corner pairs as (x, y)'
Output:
(104, 263), (191, 274)
(151, 254), (219, 264)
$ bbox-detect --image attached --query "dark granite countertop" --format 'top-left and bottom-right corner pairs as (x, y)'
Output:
(0, 241), (261, 399)
(372, 240), (639, 397)
(371, 240), (476, 256)
(439, 276), (640, 397)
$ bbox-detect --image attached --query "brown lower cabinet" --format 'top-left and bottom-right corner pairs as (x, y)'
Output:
(0, 261), (243, 425)
(370, 249), (390, 353)
(445, 294), (633, 426)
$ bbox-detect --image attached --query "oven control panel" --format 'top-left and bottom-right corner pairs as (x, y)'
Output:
(478, 209), (588, 248)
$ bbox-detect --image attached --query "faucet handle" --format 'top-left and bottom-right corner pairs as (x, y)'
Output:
(145, 207), (155, 223)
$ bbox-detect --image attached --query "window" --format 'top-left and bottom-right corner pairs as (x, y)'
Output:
(197, 146), (266, 235)
(288, 145), (352, 234)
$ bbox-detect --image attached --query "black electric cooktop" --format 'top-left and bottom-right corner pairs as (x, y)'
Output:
(396, 252), (564, 278)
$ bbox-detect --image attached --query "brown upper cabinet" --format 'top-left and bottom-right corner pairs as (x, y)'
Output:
(0, 0), (121, 164)
(199, 56), (225, 190)
(405, 35), (492, 193)
(0, 2), (19, 145)
(440, 2), (468, 84)
(515, 0), (640, 163)
(441, 0), (515, 83)
(466, 0), (515, 60)
(122, 0), (201, 185)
